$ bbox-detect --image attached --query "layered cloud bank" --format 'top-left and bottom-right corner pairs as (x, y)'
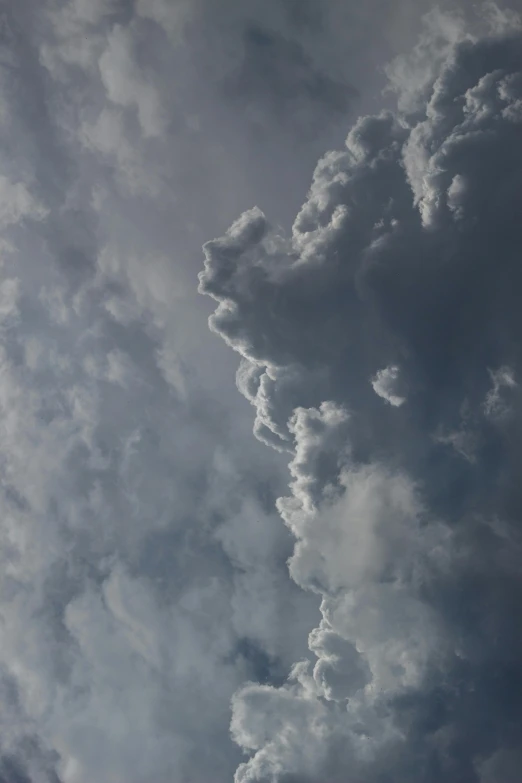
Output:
(201, 13), (522, 783)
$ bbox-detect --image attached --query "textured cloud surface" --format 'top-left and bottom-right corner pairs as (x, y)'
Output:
(201, 10), (522, 782)
(2, 0), (522, 782)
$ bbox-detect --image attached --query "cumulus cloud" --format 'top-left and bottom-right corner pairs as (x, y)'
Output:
(201, 7), (522, 782)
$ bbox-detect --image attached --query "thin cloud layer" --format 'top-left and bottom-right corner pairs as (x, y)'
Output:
(201, 9), (522, 782)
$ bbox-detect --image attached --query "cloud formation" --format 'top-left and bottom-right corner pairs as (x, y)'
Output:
(201, 8), (522, 781)
(2, 0), (522, 781)
(371, 365), (406, 407)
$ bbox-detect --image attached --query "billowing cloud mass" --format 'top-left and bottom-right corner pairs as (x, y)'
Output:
(1, 0), (522, 782)
(200, 7), (522, 782)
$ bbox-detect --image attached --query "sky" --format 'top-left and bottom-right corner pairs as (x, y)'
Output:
(1, 1), (522, 782)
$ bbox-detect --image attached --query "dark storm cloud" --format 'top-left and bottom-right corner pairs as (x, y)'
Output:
(201, 16), (522, 783)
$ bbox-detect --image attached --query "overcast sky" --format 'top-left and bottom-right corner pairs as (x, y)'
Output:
(1, 1), (522, 782)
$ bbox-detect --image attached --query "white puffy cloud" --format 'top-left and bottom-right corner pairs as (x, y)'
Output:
(371, 365), (406, 406)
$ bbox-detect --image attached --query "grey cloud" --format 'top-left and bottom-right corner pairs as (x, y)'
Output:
(308, 623), (370, 702)
(98, 24), (166, 138)
(484, 365), (517, 418)
(0, 255), (312, 783)
(2, 0), (522, 782)
(0, 4), (325, 781)
(201, 10), (522, 782)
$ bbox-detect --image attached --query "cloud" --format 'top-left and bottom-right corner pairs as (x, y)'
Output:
(484, 365), (517, 418)
(40, 0), (120, 76)
(3, 0), (522, 781)
(98, 24), (166, 139)
(371, 365), (406, 407)
(0, 246), (313, 783)
(0, 7), (322, 780)
(201, 9), (522, 782)
(0, 176), (47, 227)
(79, 108), (163, 196)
